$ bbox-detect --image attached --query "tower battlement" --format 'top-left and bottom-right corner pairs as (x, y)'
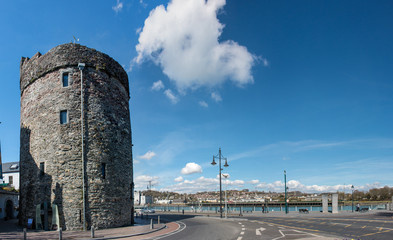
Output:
(20, 43), (129, 95)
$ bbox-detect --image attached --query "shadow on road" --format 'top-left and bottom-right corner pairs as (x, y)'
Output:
(375, 211), (393, 217)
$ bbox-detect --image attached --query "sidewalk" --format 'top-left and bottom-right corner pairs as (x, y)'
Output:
(0, 217), (173, 240)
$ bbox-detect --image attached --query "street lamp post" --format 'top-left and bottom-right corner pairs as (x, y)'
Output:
(351, 185), (354, 212)
(284, 170), (288, 214)
(211, 148), (229, 218)
(222, 173), (229, 219)
(78, 63), (86, 231)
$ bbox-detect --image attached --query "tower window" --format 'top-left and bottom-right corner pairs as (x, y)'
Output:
(40, 162), (45, 176)
(62, 72), (69, 87)
(101, 163), (106, 179)
(60, 110), (68, 124)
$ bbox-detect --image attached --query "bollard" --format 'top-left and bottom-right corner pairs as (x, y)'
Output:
(158, 216), (160, 224)
(59, 228), (62, 240)
(150, 219), (154, 229)
(91, 226), (95, 238)
(23, 228), (27, 240)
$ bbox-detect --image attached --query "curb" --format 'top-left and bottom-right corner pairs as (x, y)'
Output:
(80, 224), (167, 240)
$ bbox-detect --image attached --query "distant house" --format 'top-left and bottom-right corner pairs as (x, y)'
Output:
(2, 162), (19, 190)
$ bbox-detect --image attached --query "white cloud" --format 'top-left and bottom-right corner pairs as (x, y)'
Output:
(255, 180), (385, 193)
(134, 0), (257, 91)
(174, 176), (184, 182)
(249, 179), (259, 185)
(161, 176), (245, 193)
(199, 101), (208, 108)
(138, 150), (156, 160)
(135, 175), (159, 190)
(181, 162), (203, 175)
(164, 89), (179, 104)
(112, 0), (123, 13)
(211, 92), (222, 102)
(151, 80), (165, 91)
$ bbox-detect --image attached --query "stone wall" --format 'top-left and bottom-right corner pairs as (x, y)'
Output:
(19, 44), (133, 230)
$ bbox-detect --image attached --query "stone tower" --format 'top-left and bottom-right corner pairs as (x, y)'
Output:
(19, 44), (133, 230)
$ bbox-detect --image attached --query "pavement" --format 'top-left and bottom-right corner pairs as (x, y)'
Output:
(0, 216), (177, 240)
(0, 210), (390, 239)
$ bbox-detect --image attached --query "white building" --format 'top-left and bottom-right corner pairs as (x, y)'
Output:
(2, 162), (20, 190)
(134, 191), (153, 205)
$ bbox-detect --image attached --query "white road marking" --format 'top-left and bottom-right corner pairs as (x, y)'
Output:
(242, 227), (245, 230)
(256, 227), (266, 235)
(240, 231), (244, 235)
(237, 237), (243, 240)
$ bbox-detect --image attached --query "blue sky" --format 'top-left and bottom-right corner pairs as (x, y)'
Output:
(1, 0), (393, 193)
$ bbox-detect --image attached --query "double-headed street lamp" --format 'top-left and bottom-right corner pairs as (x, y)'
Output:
(211, 148), (229, 218)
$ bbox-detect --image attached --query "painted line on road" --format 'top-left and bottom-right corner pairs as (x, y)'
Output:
(256, 220), (320, 233)
(308, 217), (393, 224)
(361, 229), (393, 237)
(240, 231), (244, 235)
(237, 237), (242, 240)
(151, 221), (186, 240)
(241, 227), (245, 230)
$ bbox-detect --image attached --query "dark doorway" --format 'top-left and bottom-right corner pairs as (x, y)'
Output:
(5, 200), (14, 219)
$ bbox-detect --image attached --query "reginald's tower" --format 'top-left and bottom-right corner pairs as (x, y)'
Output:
(19, 43), (133, 230)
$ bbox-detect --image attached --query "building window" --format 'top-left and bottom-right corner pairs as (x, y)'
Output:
(62, 72), (69, 87)
(40, 162), (45, 176)
(60, 110), (68, 124)
(101, 163), (106, 179)
(9, 176), (13, 185)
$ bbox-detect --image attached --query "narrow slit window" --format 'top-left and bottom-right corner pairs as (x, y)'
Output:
(101, 163), (106, 179)
(9, 176), (13, 185)
(60, 110), (68, 124)
(62, 72), (69, 87)
(40, 162), (45, 176)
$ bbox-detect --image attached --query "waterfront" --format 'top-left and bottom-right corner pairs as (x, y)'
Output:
(151, 203), (388, 213)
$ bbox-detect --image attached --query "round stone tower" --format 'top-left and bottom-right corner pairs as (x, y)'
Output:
(19, 43), (133, 230)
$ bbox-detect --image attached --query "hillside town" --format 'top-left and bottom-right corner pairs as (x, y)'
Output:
(134, 187), (393, 206)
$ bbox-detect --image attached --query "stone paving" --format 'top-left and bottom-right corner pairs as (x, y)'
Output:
(0, 217), (176, 240)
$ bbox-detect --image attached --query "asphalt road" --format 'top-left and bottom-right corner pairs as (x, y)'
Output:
(242, 211), (393, 240)
(151, 211), (393, 240)
(151, 214), (339, 240)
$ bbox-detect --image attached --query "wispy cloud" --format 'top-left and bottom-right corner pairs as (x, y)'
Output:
(164, 89), (179, 104)
(174, 176), (184, 182)
(112, 0), (123, 13)
(211, 92), (222, 102)
(151, 80), (165, 91)
(199, 101), (208, 108)
(138, 150), (156, 160)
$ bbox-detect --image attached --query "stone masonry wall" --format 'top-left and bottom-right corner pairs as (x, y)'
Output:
(20, 44), (133, 230)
